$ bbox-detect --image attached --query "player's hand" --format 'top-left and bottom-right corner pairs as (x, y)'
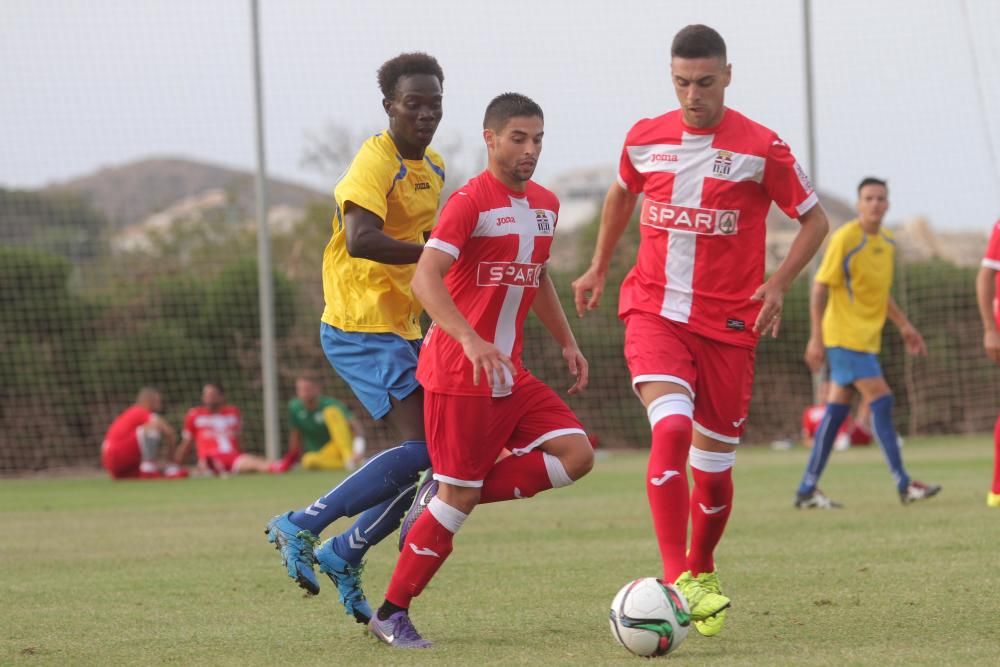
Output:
(562, 345), (589, 395)
(461, 335), (516, 388)
(900, 324), (927, 356)
(571, 267), (606, 318)
(804, 336), (825, 373)
(984, 329), (1000, 364)
(750, 280), (784, 338)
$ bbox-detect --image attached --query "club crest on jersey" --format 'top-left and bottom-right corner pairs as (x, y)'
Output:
(713, 150), (733, 176)
(641, 199), (739, 236)
(477, 261), (543, 288)
(535, 210), (552, 233)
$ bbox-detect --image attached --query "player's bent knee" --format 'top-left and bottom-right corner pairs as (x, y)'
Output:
(437, 482), (480, 514)
(559, 436), (595, 481)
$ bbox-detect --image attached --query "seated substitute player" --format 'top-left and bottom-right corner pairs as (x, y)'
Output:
(368, 93), (595, 649)
(798, 177), (941, 508)
(175, 382), (281, 475)
(265, 52), (447, 623)
(571, 25), (829, 638)
(976, 218), (1000, 508)
(101, 387), (187, 479)
(279, 373), (367, 472)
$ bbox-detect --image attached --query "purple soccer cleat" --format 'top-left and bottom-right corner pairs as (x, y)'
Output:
(368, 610), (432, 649)
(398, 469), (438, 551)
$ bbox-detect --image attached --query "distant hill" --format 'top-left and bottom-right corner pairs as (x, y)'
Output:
(43, 157), (329, 228)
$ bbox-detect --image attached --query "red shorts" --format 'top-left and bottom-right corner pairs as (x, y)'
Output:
(425, 374), (586, 487)
(102, 436), (141, 479)
(202, 450), (244, 473)
(624, 310), (755, 444)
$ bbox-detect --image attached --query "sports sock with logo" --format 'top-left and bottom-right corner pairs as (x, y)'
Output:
(290, 440), (429, 534)
(645, 393), (693, 582)
(797, 402), (850, 496)
(992, 414), (1000, 495)
(687, 447), (735, 576)
(385, 497), (467, 609)
(479, 451), (572, 503)
(330, 483), (417, 567)
(870, 395), (910, 492)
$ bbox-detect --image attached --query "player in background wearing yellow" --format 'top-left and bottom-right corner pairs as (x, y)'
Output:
(266, 53), (445, 624)
(976, 218), (1000, 508)
(799, 177), (941, 508)
(283, 373), (366, 472)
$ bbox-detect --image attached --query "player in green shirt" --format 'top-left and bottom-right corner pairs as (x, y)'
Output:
(287, 374), (366, 471)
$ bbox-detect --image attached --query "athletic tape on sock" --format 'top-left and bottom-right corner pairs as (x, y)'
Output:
(427, 497), (468, 534)
(689, 447), (736, 473)
(646, 393), (694, 427)
(543, 452), (574, 488)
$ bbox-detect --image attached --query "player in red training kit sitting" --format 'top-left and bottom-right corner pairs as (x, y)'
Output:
(571, 25), (829, 637)
(101, 386), (187, 479)
(175, 382), (285, 475)
(367, 93), (594, 649)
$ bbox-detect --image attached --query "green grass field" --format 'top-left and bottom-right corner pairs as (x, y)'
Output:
(2, 436), (997, 666)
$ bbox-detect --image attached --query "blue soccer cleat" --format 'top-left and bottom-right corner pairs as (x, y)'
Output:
(315, 538), (374, 624)
(369, 610), (432, 649)
(398, 468), (437, 551)
(265, 512), (321, 595)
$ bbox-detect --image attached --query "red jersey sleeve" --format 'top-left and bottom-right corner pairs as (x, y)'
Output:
(983, 220), (1000, 269)
(182, 409), (195, 440)
(424, 189), (480, 260)
(762, 136), (819, 220)
(617, 131), (644, 194)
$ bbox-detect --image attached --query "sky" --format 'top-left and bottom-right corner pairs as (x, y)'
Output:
(2, 0), (998, 231)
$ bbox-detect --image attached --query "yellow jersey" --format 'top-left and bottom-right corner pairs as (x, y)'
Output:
(816, 219), (895, 353)
(321, 132), (445, 339)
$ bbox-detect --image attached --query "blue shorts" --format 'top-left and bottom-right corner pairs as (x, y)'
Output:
(321, 323), (422, 420)
(827, 347), (883, 386)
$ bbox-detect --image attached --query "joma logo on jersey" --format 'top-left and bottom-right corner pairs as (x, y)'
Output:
(641, 200), (740, 236)
(477, 262), (543, 288)
(651, 153), (679, 162)
(535, 210), (551, 233)
(713, 150), (733, 176)
(414, 181), (431, 190)
(495, 215), (517, 226)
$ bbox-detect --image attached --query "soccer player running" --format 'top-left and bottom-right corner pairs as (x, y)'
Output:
(265, 53), (446, 623)
(571, 25), (829, 637)
(976, 218), (1000, 508)
(798, 177), (941, 508)
(368, 93), (594, 649)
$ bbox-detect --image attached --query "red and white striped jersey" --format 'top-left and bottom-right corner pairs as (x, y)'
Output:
(617, 108), (818, 347)
(183, 405), (242, 458)
(983, 219), (1000, 326)
(417, 170), (559, 397)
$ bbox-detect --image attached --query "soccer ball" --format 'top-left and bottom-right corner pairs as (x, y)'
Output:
(609, 578), (690, 657)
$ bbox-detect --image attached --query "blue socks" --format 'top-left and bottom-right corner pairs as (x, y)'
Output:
(870, 394), (910, 492)
(290, 440), (429, 534)
(329, 483), (418, 567)
(797, 403), (850, 496)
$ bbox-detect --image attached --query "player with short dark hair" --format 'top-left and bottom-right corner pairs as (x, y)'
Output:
(799, 178), (940, 508)
(367, 93), (594, 649)
(281, 374), (366, 472)
(571, 24), (829, 637)
(101, 387), (186, 479)
(974, 219), (1000, 507)
(265, 52), (446, 624)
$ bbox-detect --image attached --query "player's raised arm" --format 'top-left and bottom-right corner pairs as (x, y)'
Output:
(344, 203), (425, 264)
(571, 183), (639, 317)
(532, 268), (588, 394)
(751, 203), (829, 337)
(411, 247), (515, 388)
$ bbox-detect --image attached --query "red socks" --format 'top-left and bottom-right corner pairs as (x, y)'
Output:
(687, 448), (735, 576)
(645, 394), (694, 582)
(992, 414), (1000, 495)
(479, 451), (572, 503)
(386, 497), (466, 608)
